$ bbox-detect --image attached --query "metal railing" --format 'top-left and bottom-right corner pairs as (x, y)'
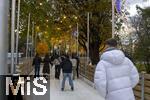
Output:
(16, 57), (33, 75)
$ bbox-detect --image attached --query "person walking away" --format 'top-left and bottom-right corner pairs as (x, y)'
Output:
(54, 57), (61, 79)
(61, 55), (74, 91)
(94, 38), (139, 100)
(70, 56), (77, 80)
(75, 55), (80, 78)
(51, 53), (60, 79)
(43, 54), (51, 80)
(32, 53), (42, 78)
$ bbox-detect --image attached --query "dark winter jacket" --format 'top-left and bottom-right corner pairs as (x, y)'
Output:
(61, 58), (73, 73)
(43, 56), (51, 74)
(32, 56), (42, 66)
(43, 57), (51, 67)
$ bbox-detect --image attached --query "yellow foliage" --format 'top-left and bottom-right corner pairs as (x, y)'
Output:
(36, 42), (49, 55)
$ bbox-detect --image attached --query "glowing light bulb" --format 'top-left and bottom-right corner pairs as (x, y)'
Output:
(39, 3), (43, 6)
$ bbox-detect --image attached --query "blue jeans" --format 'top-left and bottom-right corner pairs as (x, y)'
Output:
(35, 65), (40, 77)
(62, 73), (74, 89)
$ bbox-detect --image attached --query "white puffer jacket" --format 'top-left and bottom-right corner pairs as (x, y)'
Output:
(94, 49), (139, 100)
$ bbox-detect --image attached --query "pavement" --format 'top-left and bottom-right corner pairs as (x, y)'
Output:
(24, 65), (104, 100)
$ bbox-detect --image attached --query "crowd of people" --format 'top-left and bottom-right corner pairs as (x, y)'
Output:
(32, 52), (79, 91)
(32, 38), (139, 100)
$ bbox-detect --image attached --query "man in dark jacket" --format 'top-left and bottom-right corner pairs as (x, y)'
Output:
(32, 53), (42, 78)
(43, 54), (51, 80)
(61, 55), (74, 91)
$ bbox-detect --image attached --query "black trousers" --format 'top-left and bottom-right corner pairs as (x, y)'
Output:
(55, 65), (60, 79)
(76, 66), (79, 78)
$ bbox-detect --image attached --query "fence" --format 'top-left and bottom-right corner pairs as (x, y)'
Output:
(79, 57), (95, 82)
(79, 58), (150, 100)
(17, 57), (33, 75)
(134, 72), (150, 100)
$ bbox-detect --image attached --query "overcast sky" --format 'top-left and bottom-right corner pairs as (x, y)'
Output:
(125, 0), (150, 16)
(127, 0), (144, 5)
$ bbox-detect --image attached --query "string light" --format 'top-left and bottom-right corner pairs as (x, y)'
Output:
(57, 27), (61, 30)
(74, 16), (78, 19)
(39, 3), (43, 6)
(63, 15), (66, 19)
(69, 25), (72, 28)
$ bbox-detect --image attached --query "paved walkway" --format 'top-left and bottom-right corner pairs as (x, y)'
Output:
(28, 65), (104, 100)
(50, 78), (104, 100)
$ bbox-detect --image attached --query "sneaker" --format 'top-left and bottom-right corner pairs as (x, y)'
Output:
(61, 88), (64, 91)
(71, 87), (74, 91)
(45, 77), (48, 80)
(34, 75), (36, 78)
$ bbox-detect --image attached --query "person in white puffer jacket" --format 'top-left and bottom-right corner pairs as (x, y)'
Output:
(94, 38), (139, 100)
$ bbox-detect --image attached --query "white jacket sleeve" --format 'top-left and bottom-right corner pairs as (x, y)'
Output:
(128, 59), (139, 88)
(94, 61), (107, 98)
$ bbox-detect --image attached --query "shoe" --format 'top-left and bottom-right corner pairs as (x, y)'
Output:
(36, 77), (39, 80)
(45, 77), (48, 80)
(55, 77), (59, 79)
(71, 87), (74, 91)
(61, 88), (64, 91)
(34, 75), (37, 78)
